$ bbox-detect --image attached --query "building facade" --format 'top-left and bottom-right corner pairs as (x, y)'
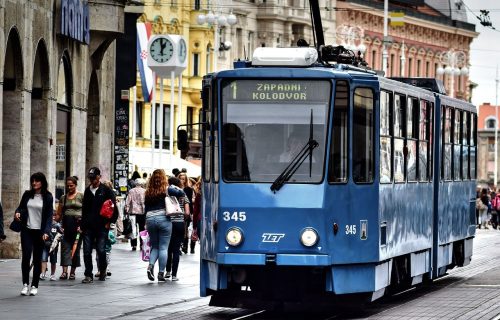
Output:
(0, 0), (128, 258)
(477, 103), (498, 188)
(336, 0), (477, 101)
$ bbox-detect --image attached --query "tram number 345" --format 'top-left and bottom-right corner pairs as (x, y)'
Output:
(223, 211), (247, 222)
(345, 225), (357, 235)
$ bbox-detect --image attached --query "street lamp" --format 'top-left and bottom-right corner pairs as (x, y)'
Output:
(436, 50), (468, 99)
(335, 25), (366, 57)
(197, 8), (237, 72)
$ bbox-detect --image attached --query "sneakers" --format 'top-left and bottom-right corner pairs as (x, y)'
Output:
(98, 270), (106, 281)
(171, 276), (179, 281)
(147, 265), (155, 281)
(20, 284), (29, 296)
(29, 286), (38, 296)
(95, 271), (101, 278)
(40, 273), (47, 281)
(157, 272), (166, 282)
(165, 271), (171, 278)
(50, 275), (57, 281)
(82, 276), (93, 284)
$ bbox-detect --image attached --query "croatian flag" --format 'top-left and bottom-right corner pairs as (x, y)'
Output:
(137, 22), (154, 102)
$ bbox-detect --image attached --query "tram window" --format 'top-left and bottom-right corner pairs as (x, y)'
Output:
(453, 109), (462, 180)
(213, 95), (220, 183)
(329, 80), (349, 183)
(394, 94), (405, 183)
(470, 114), (477, 179)
(442, 106), (452, 181)
(462, 111), (470, 180)
(419, 100), (430, 182)
(221, 79), (331, 183)
(407, 97), (418, 182)
(379, 90), (392, 183)
(203, 86), (212, 183)
(353, 87), (374, 183)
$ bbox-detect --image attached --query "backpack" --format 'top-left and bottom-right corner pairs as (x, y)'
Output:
(494, 195), (500, 211)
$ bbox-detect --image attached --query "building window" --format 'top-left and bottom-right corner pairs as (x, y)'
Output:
(486, 117), (496, 130)
(426, 61), (430, 77)
(135, 102), (143, 137)
(372, 50), (377, 69)
(193, 53), (199, 76)
(408, 57), (413, 77)
(194, 0), (201, 10)
(390, 54), (395, 77)
(417, 60), (421, 77)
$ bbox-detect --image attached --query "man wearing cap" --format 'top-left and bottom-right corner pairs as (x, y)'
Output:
(81, 167), (117, 283)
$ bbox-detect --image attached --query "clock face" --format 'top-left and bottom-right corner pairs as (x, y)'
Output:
(179, 39), (187, 63)
(150, 37), (174, 63)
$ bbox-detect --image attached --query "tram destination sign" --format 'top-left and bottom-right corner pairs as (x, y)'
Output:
(225, 80), (330, 103)
(58, 0), (90, 45)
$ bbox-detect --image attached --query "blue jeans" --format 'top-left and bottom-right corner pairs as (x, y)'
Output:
(83, 228), (108, 277)
(146, 215), (172, 272)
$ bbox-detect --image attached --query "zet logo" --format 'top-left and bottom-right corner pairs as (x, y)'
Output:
(262, 233), (285, 243)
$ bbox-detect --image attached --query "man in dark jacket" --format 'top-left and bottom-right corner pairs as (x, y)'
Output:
(81, 167), (117, 283)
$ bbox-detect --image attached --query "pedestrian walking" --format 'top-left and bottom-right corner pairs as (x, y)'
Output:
(476, 188), (489, 229)
(58, 176), (83, 280)
(178, 172), (194, 254)
(144, 169), (184, 282)
(166, 177), (190, 281)
(95, 224), (117, 278)
(81, 167), (117, 283)
(125, 178), (146, 251)
(191, 177), (202, 254)
(14, 172), (54, 296)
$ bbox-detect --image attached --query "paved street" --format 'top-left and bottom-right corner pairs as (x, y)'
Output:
(1, 230), (500, 320)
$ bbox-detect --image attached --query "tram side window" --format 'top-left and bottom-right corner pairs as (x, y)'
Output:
(442, 106), (452, 181)
(419, 100), (431, 182)
(453, 109), (462, 181)
(407, 97), (419, 182)
(470, 114), (477, 179)
(353, 87), (374, 183)
(329, 80), (349, 183)
(394, 94), (405, 183)
(462, 111), (470, 180)
(203, 87), (212, 182)
(380, 90), (392, 183)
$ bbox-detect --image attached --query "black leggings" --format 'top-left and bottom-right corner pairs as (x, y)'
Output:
(166, 221), (185, 276)
(21, 228), (44, 288)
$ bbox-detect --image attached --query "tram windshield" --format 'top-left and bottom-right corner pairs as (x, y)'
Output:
(221, 79), (331, 183)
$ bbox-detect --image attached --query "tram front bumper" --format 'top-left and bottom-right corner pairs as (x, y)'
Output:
(216, 253), (331, 266)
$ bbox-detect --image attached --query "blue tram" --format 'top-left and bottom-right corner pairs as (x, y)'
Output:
(178, 51), (477, 307)
(176, 5), (477, 308)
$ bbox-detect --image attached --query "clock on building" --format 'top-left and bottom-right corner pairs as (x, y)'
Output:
(178, 38), (187, 63)
(147, 35), (187, 77)
(149, 36), (174, 63)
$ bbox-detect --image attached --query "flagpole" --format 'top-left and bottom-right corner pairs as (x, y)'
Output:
(151, 73), (156, 171)
(495, 65), (499, 187)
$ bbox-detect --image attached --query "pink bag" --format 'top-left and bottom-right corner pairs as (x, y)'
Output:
(139, 230), (151, 261)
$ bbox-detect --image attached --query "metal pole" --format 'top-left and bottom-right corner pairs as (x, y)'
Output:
(178, 73), (183, 156)
(495, 65), (499, 187)
(214, 26), (219, 72)
(151, 73), (156, 171)
(170, 71), (175, 168)
(159, 77), (164, 169)
(131, 86), (136, 153)
(382, 0), (388, 75)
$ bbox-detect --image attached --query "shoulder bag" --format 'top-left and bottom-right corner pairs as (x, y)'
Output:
(165, 193), (183, 216)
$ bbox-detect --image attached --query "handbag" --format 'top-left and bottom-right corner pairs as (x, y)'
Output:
(139, 230), (151, 261)
(122, 215), (132, 235)
(9, 218), (22, 233)
(100, 199), (115, 219)
(165, 195), (183, 216)
(191, 229), (199, 242)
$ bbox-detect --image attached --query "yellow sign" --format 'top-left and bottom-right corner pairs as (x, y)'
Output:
(390, 12), (405, 27)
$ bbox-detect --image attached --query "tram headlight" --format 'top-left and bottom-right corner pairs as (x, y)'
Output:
(226, 227), (244, 247)
(300, 227), (319, 247)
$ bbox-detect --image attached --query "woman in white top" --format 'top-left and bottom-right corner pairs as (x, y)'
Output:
(14, 172), (54, 296)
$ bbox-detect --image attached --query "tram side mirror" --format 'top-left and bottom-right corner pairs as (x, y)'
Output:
(177, 129), (189, 151)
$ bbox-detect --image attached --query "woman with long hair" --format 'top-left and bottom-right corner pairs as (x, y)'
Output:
(177, 172), (194, 254)
(14, 172), (54, 296)
(144, 169), (184, 281)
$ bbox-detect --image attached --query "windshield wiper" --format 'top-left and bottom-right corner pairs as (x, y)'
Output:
(270, 110), (318, 193)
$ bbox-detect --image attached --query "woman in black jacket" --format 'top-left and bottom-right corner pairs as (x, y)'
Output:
(14, 172), (54, 296)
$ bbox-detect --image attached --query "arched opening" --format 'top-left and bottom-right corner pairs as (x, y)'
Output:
(2, 28), (24, 214)
(31, 40), (51, 176)
(55, 53), (73, 200)
(86, 70), (100, 175)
